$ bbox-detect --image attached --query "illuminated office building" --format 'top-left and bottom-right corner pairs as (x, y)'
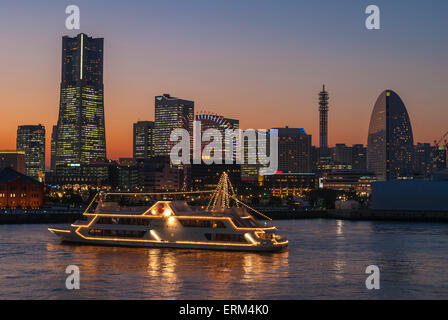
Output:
(367, 90), (414, 180)
(241, 130), (262, 182)
(154, 94), (194, 157)
(16, 125), (46, 178)
(54, 33), (106, 167)
(276, 127), (312, 173)
(133, 121), (155, 160)
(50, 125), (58, 171)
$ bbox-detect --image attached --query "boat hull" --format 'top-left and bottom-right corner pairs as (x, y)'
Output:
(49, 228), (288, 252)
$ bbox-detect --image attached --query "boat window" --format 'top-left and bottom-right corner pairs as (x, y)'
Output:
(179, 219), (226, 228)
(97, 217), (150, 226)
(213, 233), (245, 242)
(88, 229), (146, 238)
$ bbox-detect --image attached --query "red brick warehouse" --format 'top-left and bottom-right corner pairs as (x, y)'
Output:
(0, 168), (44, 209)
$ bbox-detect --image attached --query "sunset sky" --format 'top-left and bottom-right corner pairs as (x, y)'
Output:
(0, 0), (446, 166)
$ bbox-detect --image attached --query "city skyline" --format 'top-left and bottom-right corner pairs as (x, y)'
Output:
(0, 0), (446, 167)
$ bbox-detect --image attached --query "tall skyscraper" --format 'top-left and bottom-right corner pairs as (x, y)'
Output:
(154, 94), (194, 157)
(319, 85), (329, 149)
(54, 33), (106, 167)
(367, 90), (414, 180)
(276, 127), (312, 173)
(133, 121), (155, 160)
(50, 125), (58, 171)
(16, 125), (45, 178)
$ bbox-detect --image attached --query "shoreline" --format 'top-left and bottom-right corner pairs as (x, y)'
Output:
(0, 212), (82, 225)
(265, 209), (448, 222)
(2, 209), (448, 224)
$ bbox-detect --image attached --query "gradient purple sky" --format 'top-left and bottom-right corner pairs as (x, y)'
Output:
(0, 0), (446, 165)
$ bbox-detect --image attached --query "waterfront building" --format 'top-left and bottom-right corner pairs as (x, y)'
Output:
(54, 33), (106, 167)
(259, 173), (317, 198)
(133, 121), (155, 160)
(0, 151), (26, 174)
(47, 161), (112, 187)
(321, 170), (376, 196)
(16, 125), (45, 179)
(367, 90), (414, 180)
(154, 94), (194, 157)
(372, 180), (448, 211)
(0, 168), (44, 209)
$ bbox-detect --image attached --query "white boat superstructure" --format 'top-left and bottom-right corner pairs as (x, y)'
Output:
(49, 173), (288, 252)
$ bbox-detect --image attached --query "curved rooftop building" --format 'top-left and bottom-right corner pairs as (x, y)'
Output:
(367, 90), (414, 180)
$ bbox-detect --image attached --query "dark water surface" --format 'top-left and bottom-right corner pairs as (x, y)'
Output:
(1, 220), (448, 299)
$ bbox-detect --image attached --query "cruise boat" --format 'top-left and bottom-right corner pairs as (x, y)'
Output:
(48, 174), (288, 252)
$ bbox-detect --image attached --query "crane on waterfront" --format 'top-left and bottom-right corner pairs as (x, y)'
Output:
(434, 131), (448, 149)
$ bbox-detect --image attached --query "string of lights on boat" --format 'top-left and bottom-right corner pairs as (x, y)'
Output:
(86, 173), (272, 221)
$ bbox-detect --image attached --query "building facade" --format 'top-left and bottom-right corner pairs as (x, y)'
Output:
(414, 143), (447, 179)
(54, 33), (106, 167)
(133, 121), (155, 160)
(0, 168), (44, 209)
(138, 157), (182, 192)
(0, 151), (26, 174)
(321, 170), (376, 196)
(260, 173), (317, 198)
(333, 143), (352, 166)
(352, 144), (367, 170)
(367, 90), (414, 180)
(16, 125), (46, 179)
(50, 125), (58, 171)
(154, 94), (194, 157)
(276, 127), (312, 173)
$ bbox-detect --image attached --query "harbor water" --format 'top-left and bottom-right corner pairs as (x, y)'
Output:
(1, 219), (448, 299)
